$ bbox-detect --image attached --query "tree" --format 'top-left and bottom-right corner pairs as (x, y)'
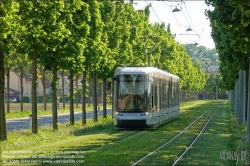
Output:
(5, 24), (24, 113)
(185, 44), (219, 67)
(20, 0), (86, 132)
(5, 67), (10, 113)
(83, 0), (105, 122)
(81, 70), (87, 125)
(37, 65), (51, 111)
(63, 1), (90, 125)
(15, 54), (31, 112)
(19, 0), (50, 134)
(0, 0), (22, 140)
(205, 0), (248, 88)
(39, 0), (90, 128)
(12, 36), (32, 112)
(60, 71), (66, 109)
(205, 0), (250, 141)
(75, 74), (80, 108)
(98, 0), (117, 118)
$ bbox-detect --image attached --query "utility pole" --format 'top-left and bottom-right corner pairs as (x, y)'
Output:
(143, 36), (158, 66)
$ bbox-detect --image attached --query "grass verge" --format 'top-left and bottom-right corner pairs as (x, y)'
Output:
(227, 109), (250, 166)
(2, 115), (116, 165)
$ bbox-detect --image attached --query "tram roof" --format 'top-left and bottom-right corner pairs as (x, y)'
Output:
(115, 66), (179, 79)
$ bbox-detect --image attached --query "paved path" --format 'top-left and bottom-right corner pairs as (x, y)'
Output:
(6, 109), (112, 132)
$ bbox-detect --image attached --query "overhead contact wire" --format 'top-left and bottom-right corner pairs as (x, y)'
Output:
(144, 0), (162, 23)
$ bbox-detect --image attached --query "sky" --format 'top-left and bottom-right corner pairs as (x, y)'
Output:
(132, 1), (215, 49)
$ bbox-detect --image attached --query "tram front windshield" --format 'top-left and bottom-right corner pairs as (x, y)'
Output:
(117, 74), (148, 112)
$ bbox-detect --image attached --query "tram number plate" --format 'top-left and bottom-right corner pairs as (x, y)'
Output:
(124, 113), (137, 117)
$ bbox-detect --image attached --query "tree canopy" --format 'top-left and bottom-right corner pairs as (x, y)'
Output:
(0, 0), (210, 138)
(205, 0), (250, 90)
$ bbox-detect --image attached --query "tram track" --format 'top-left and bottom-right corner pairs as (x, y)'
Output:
(84, 103), (213, 152)
(84, 103), (215, 152)
(131, 104), (220, 166)
(171, 105), (219, 166)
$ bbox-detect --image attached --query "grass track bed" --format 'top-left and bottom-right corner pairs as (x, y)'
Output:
(84, 101), (223, 165)
(174, 103), (232, 166)
(2, 100), (233, 166)
(137, 106), (218, 165)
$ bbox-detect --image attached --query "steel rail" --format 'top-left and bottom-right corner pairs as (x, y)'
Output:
(131, 105), (216, 166)
(172, 105), (219, 165)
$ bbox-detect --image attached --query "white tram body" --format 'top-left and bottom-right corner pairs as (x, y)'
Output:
(113, 66), (180, 128)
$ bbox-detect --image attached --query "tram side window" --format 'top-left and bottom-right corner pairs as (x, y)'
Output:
(165, 85), (169, 108)
(175, 82), (178, 106)
(176, 82), (178, 106)
(168, 80), (172, 107)
(162, 84), (166, 109)
(176, 83), (178, 106)
(154, 84), (157, 109)
(177, 81), (180, 104)
(147, 82), (153, 110)
(172, 82), (174, 106)
(176, 82), (178, 105)
(173, 82), (175, 106)
(161, 80), (165, 109)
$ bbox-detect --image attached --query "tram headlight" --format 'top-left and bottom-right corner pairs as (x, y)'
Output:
(116, 112), (123, 116)
(140, 112), (148, 116)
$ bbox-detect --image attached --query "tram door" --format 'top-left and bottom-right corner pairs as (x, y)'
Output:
(153, 84), (160, 124)
(153, 85), (159, 109)
(157, 85), (160, 124)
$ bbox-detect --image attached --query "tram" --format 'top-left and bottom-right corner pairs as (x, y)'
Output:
(113, 66), (180, 128)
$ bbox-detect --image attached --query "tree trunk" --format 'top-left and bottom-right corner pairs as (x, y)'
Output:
(6, 68), (10, 113)
(109, 82), (112, 105)
(238, 70), (246, 125)
(52, 66), (58, 131)
(88, 76), (91, 107)
(82, 71), (86, 125)
(75, 74), (79, 108)
(247, 58), (250, 141)
(111, 79), (114, 119)
(103, 78), (107, 118)
(70, 71), (74, 125)
(32, 45), (38, 134)
(41, 69), (47, 110)
(0, 49), (7, 140)
(20, 66), (24, 111)
(93, 70), (98, 122)
(61, 72), (65, 109)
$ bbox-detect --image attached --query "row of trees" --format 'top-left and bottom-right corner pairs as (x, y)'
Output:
(205, 0), (250, 142)
(185, 44), (219, 68)
(0, 0), (206, 140)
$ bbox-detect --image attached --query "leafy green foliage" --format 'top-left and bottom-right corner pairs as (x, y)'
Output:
(186, 44), (219, 67)
(0, 0), (213, 137)
(0, 0), (24, 140)
(205, 0), (250, 90)
(83, 0), (105, 72)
